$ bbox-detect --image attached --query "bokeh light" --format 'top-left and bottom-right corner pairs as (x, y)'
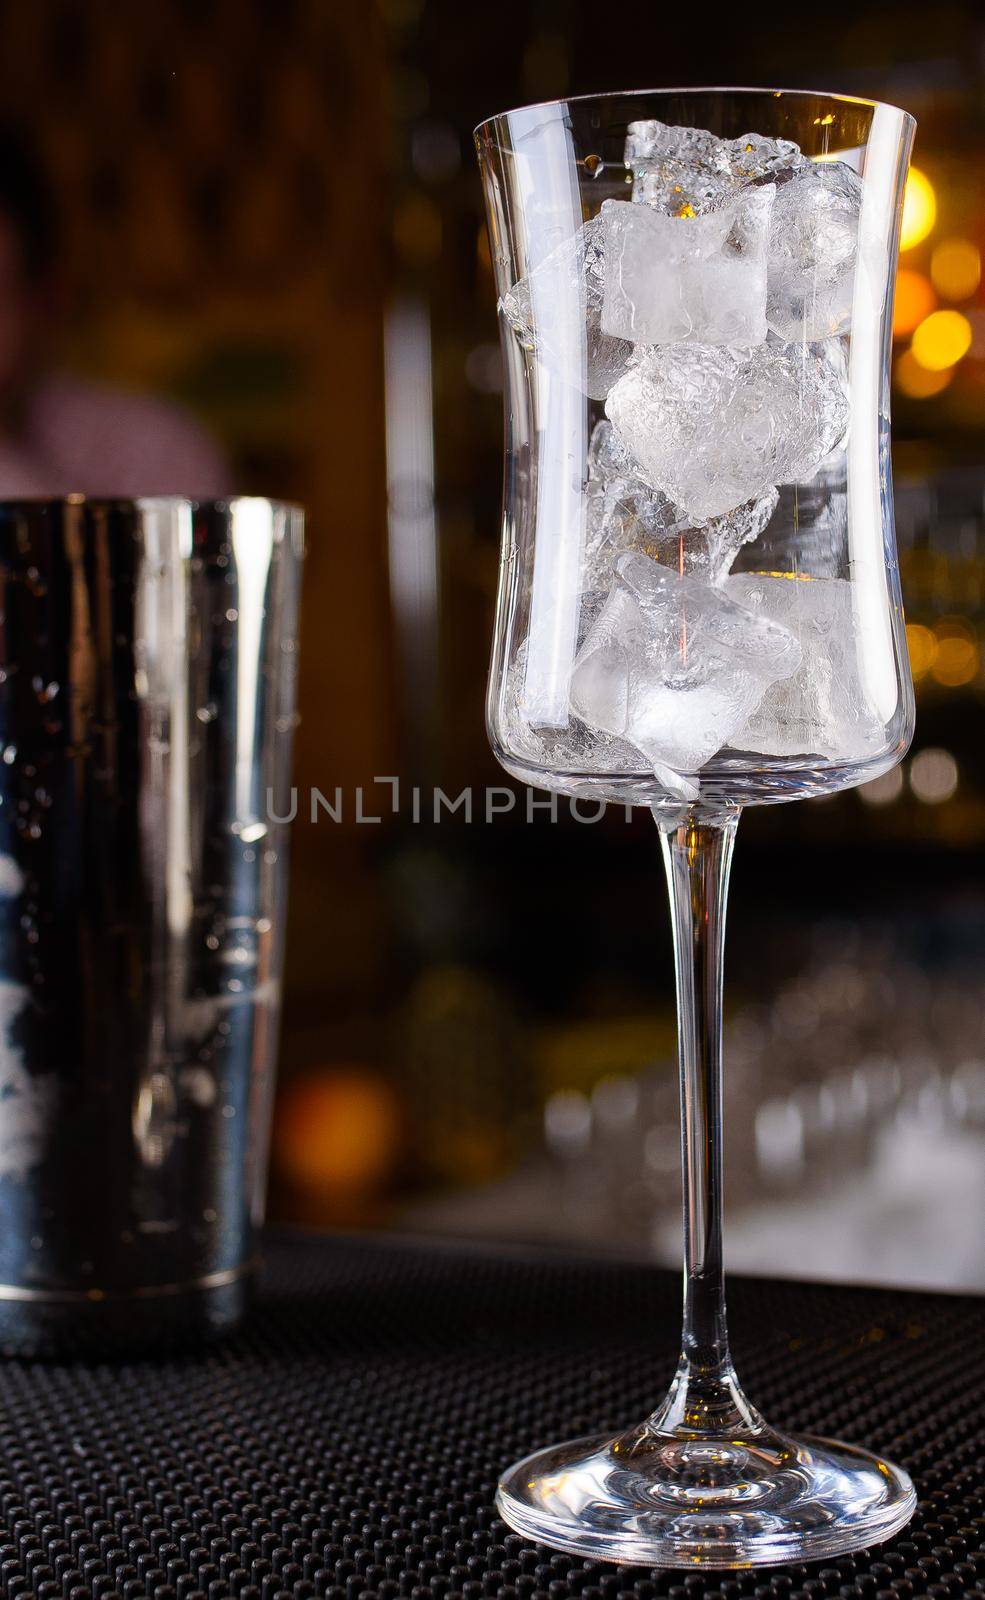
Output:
(910, 747), (959, 805)
(276, 1068), (401, 1199)
(906, 621), (938, 679)
(900, 167), (937, 251)
(911, 309), (973, 372)
(931, 237), (981, 301)
(930, 619), (980, 687)
(906, 619), (980, 685)
(895, 349), (954, 399)
(860, 767), (904, 807)
(893, 269), (937, 337)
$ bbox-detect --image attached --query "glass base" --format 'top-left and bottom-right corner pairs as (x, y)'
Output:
(496, 1424), (916, 1568)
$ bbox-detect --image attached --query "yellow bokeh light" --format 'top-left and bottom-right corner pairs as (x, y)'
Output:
(893, 269), (936, 337)
(900, 167), (937, 251)
(911, 309), (973, 371)
(895, 350), (954, 399)
(930, 237), (981, 301)
(906, 622), (937, 679)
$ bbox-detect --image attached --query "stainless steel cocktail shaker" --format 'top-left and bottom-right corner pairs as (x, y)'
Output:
(0, 497), (303, 1354)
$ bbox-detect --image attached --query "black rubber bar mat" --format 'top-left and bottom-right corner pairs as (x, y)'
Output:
(0, 1231), (981, 1599)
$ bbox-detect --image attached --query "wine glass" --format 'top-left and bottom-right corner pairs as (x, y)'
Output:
(475, 88), (917, 1568)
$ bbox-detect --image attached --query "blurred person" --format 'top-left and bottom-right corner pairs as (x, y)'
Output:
(0, 125), (230, 499)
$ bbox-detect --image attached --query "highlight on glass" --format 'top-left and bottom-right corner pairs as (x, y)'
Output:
(476, 87), (917, 1568)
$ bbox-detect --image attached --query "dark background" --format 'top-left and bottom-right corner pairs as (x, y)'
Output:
(5, 0), (984, 1284)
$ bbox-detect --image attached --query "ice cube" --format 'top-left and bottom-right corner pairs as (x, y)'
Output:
(766, 160), (862, 341)
(724, 572), (886, 760)
(748, 340), (851, 486)
(624, 122), (735, 214)
(625, 120), (802, 211)
(599, 188), (774, 347)
(726, 131), (804, 184)
(604, 340), (849, 523)
(588, 414), (636, 478)
(499, 635), (658, 781)
(700, 488), (779, 580)
(625, 121), (728, 168)
(499, 213), (633, 401)
(583, 421), (688, 589)
(570, 551), (801, 776)
(583, 422), (778, 590)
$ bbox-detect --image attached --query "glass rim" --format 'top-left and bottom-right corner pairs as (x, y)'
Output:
(0, 494), (305, 515)
(473, 84), (916, 143)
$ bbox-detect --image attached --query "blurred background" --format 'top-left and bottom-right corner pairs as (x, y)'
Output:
(4, 0), (985, 1290)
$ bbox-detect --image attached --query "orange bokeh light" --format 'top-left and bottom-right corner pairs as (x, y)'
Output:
(895, 349), (954, 400)
(893, 270), (937, 338)
(906, 623), (937, 680)
(930, 238), (981, 301)
(905, 619), (980, 687)
(276, 1067), (401, 1197)
(931, 620), (980, 688)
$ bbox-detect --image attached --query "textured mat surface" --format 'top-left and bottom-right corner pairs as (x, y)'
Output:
(0, 1231), (982, 1599)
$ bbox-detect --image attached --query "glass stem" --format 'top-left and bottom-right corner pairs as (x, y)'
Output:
(650, 809), (763, 1441)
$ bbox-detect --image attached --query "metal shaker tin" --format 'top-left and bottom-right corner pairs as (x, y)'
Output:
(0, 497), (303, 1354)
